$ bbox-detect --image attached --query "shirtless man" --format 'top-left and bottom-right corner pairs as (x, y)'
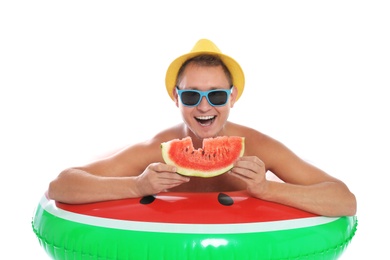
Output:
(48, 39), (356, 217)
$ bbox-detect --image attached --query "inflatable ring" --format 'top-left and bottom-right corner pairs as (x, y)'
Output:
(32, 191), (357, 259)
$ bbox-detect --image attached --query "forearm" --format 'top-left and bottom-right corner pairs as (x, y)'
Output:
(258, 181), (357, 217)
(47, 168), (141, 204)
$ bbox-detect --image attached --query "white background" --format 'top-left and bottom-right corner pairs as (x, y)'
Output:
(1, 1), (389, 259)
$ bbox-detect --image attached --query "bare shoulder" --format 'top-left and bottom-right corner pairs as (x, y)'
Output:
(81, 124), (185, 177)
(112, 124), (183, 163)
(227, 122), (279, 153)
(227, 122), (332, 183)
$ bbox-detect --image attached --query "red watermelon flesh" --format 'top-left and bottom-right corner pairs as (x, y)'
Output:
(161, 136), (245, 177)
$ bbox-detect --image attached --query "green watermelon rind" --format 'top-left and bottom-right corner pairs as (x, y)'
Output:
(161, 136), (245, 178)
(32, 194), (358, 260)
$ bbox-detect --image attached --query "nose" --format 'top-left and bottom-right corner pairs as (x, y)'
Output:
(197, 96), (212, 110)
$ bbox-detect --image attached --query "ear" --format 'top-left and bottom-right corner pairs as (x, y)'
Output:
(229, 86), (238, 108)
(173, 88), (180, 107)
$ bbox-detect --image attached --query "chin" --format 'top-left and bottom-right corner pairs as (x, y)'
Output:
(193, 130), (220, 140)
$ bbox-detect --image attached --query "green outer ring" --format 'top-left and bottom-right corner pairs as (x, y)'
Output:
(32, 203), (357, 260)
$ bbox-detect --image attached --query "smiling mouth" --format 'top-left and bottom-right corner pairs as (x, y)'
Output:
(195, 115), (216, 126)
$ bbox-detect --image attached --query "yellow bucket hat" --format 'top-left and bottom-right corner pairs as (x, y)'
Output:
(165, 39), (245, 101)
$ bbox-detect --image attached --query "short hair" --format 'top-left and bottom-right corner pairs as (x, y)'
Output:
(176, 55), (233, 87)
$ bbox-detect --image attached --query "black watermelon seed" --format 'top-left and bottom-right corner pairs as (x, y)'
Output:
(140, 195), (156, 204)
(218, 193), (234, 206)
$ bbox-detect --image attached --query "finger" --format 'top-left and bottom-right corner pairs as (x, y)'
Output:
(149, 163), (177, 173)
(236, 159), (266, 175)
(235, 157), (264, 168)
(233, 163), (258, 177)
(157, 171), (190, 182)
(229, 167), (254, 180)
(228, 169), (252, 184)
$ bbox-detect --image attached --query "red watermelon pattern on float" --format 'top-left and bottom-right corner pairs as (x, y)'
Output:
(32, 191), (357, 260)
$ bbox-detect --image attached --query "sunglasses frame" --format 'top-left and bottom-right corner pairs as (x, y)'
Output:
(176, 86), (233, 107)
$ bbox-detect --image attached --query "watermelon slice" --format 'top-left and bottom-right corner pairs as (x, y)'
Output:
(161, 136), (245, 177)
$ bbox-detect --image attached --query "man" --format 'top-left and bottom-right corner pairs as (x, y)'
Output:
(48, 39), (356, 217)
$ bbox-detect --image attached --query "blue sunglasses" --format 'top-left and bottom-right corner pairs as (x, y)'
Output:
(176, 86), (233, 107)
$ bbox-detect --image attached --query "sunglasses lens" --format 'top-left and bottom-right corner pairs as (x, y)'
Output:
(181, 91), (201, 106)
(208, 91), (228, 106)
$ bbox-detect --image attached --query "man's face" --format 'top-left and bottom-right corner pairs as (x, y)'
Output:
(174, 63), (237, 140)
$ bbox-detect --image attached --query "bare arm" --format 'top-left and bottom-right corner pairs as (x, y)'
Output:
(261, 177), (356, 217)
(48, 138), (189, 204)
(47, 167), (141, 204)
(230, 132), (357, 217)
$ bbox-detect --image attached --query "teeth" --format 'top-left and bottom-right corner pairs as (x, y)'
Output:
(196, 116), (215, 120)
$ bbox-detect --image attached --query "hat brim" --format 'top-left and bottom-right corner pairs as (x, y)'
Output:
(165, 51), (245, 101)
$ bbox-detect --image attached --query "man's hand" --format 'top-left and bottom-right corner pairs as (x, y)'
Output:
(229, 156), (268, 198)
(135, 162), (190, 196)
